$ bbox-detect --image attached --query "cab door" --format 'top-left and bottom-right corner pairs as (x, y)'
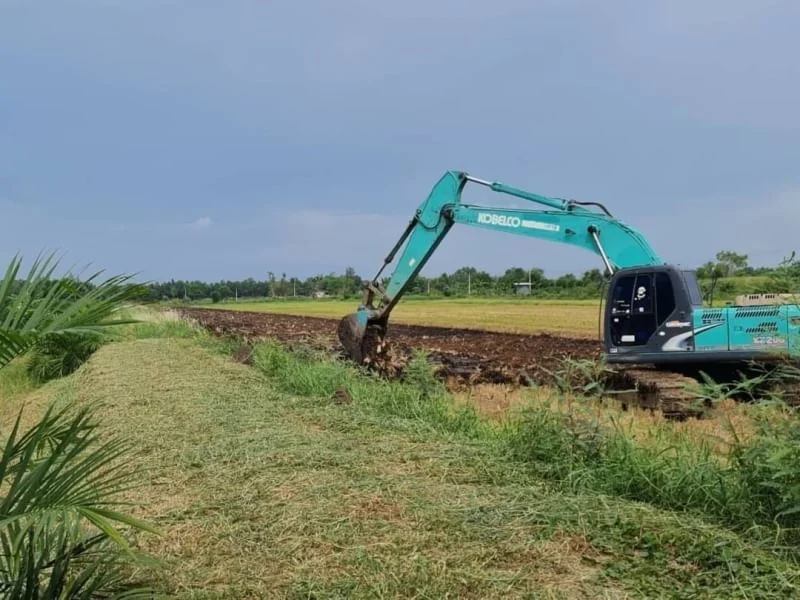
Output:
(608, 272), (657, 346)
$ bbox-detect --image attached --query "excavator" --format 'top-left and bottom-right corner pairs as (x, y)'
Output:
(337, 170), (800, 414)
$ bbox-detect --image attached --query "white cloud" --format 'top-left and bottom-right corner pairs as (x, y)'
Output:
(188, 216), (212, 229)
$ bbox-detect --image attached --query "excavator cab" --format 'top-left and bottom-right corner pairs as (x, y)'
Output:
(604, 265), (706, 363)
(605, 265), (800, 367)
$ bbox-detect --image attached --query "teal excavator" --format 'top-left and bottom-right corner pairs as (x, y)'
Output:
(338, 171), (799, 411)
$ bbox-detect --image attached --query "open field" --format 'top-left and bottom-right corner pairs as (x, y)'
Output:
(2, 314), (799, 597)
(212, 297), (602, 338)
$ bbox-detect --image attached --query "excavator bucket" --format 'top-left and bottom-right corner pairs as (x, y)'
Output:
(337, 312), (368, 364)
(337, 309), (387, 365)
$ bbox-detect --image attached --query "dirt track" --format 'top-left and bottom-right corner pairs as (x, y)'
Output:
(177, 307), (602, 386)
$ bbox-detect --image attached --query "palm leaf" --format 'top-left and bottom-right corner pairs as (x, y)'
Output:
(0, 403), (161, 596)
(0, 252), (146, 370)
(0, 253), (158, 595)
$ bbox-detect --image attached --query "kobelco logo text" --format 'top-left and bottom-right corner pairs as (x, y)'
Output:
(477, 213), (520, 227)
(476, 213), (560, 233)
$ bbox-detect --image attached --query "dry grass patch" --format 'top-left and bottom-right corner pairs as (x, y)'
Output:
(478, 383), (765, 460)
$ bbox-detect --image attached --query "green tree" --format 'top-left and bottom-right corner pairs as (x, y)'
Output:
(498, 267), (528, 293)
(580, 269), (604, 287)
(767, 251), (800, 293)
(217, 284), (233, 299)
(555, 273), (578, 288)
(715, 250), (749, 277)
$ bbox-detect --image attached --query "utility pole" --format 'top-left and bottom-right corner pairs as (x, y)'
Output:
(235, 287), (238, 302)
(468, 272), (471, 296)
(293, 279), (296, 297)
(427, 280), (430, 295)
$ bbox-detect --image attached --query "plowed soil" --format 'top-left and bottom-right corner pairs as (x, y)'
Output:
(177, 307), (602, 387)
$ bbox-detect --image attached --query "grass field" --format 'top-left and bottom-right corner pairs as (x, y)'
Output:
(213, 297), (602, 337)
(1, 311), (799, 597)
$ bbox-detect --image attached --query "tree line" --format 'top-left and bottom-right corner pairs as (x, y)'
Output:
(145, 250), (800, 303)
(146, 266), (610, 301)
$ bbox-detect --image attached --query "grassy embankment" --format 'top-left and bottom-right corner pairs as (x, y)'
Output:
(0, 308), (798, 597)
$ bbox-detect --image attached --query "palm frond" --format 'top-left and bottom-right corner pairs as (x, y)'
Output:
(0, 252), (147, 370)
(0, 403), (160, 596)
(0, 253), (158, 594)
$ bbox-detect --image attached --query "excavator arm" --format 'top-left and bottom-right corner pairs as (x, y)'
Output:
(338, 170), (665, 363)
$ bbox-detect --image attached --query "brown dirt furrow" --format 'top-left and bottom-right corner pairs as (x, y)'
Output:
(175, 307), (800, 418)
(177, 307), (601, 386)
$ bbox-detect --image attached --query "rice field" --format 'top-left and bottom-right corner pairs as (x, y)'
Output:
(212, 297), (602, 338)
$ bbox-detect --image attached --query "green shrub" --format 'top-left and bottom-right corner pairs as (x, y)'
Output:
(731, 413), (800, 531)
(0, 253), (142, 371)
(26, 333), (104, 383)
(401, 350), (446, 400)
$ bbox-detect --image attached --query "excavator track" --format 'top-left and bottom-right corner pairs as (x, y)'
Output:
(605, 367), (704, 419)
(344, 327), (708, 418)
(335, 315), (712, 418)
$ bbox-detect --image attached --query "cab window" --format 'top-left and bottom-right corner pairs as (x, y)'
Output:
(610, 275), (635, 313)
(655, 272), (676, 323)
(631, 274), (653, 315)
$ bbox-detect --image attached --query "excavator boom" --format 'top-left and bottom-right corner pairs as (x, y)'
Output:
(339, 170), (664, 364)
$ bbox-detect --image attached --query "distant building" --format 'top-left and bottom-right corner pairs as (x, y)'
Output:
(312, 290), (329, 299)
(512, 282), (532, 296)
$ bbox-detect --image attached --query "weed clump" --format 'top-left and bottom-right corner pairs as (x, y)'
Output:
(401, 349), (446, 400)
(505, 397), (800, 547)
(252, 341), (484, 438)
(548, 357), (613, 397)
(731, 410), (800, 531)
(504, 407), (605, 481)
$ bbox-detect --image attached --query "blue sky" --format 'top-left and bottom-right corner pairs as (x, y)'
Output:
(1, 1), (798, 282)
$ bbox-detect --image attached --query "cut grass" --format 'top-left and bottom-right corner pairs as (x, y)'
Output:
(2, 318), (798, 597)
(3, 338), (798, 598)
(212, 297), (602, 337)
(251, 340), (800, 545)
(0, 358), (36, 402)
